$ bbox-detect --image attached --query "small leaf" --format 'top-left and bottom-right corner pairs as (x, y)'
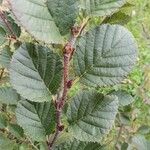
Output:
(131, 135), (150, 150)
(0, 113), (8, 128)
(54, 139), (107, 150)
(0, 12), (21, 37)
(0, 45), (12, 69)
(8, 123), (24, 138)
(119, 114), (130, 126)
(109, 90), (135, 107)
(67, 90), (118, 142)
(14, 41), (21, 50)
(0, 27), (6, 45)
(80, 0), (126, 16)
(0, 133), (17, 150)
(16, 100), (56, 141)
(101, 1), (134, 25)
(7, 15), (21, 37)
(138, 125), (150, 135)
(10, 43), (63, 102)
(74, 24), (138, 87)
(102, 12), (131, 25)
(121, 142), (129, 150)
(0, 86), (19, 105)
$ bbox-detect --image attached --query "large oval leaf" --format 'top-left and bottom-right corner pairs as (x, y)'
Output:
(80, 0), (126, 16)
(54, 139), (106, 150)
(67, 90), (118, 142)
(74, 24), (138, 87)
(16, 100), (56, 141)
(10, 43), (63, 102)
(9, 0), (78, 44)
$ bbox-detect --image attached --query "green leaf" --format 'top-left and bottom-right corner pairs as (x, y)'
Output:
(121, 142), (129, 150)
(119, 114), (130, 126)
(54, 139), (107, 150)
(131, 135), (150, 150)
(7, 14), (21, 37)
(101, 2), (134, 25)
(9, 0), (78, 43)
(0, 46), (12, 69)
(74, 24), (138, 87)
(0, 133), (17, 150)
(0, 12), (21, 37)
(55, 132), (73, 146)
(102, 12), (131, 25)
(47, 0), (78, 35)
(39, 142), (48, 150)
(18, 143), (31, 150)
(0, 113), (8, 128)
(16, 100), (56, 141)
(10, 43), (63, 102)
(109, 90), (135, 106)
(80, 0), (126, 16)
(67, 90), (118, 142)
(0, 27), (6, 45)
(8, 123), (24, 138)
(0, 86), (19, 105)
(14, 41), (21, 50)
(138, 125), (150, 135)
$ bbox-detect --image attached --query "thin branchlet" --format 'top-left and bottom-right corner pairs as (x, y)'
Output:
(47, 18), (89, 150)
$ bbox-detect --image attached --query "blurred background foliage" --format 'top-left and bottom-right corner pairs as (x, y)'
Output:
(104, 0), (150, 149)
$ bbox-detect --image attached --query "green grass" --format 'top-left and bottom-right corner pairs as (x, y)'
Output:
(126, 0), (150, 126)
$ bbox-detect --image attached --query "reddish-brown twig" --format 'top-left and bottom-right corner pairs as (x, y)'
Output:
(48, 18), (89, 150)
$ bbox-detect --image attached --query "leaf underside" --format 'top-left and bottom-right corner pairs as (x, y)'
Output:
(74, 24), (138, 87)
(67, 90), (118, 142)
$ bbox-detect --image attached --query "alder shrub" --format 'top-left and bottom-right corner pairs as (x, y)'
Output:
(0, 0), (139, 150)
